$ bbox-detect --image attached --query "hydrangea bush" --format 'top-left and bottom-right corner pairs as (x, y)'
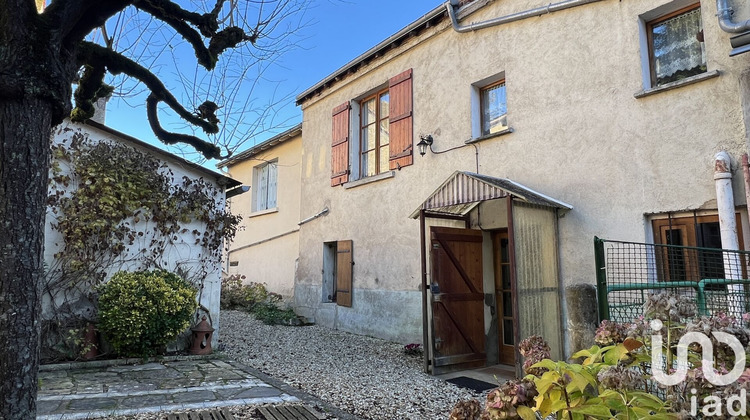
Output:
(449, 291), (750, 420)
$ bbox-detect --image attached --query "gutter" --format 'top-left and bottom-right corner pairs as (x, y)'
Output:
(717, 0), (750, 33)
(446, 0), (606, 33)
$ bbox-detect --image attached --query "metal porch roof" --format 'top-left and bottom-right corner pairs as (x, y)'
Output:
(410, 171), (573, 219)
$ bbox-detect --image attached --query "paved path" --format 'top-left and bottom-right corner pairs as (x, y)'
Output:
(36, 357), (356, 419)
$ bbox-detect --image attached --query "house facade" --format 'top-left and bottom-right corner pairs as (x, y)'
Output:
(219, 124), (303, 298)
(289, 0), (750, 374)
(43, 117), (241, 359)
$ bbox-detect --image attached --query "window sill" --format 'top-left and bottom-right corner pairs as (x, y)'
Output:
(465, 127), (514, 144)
(343, 171), (395, 189)
(634, 70), (720, 99)
(247, 207), (278, 218)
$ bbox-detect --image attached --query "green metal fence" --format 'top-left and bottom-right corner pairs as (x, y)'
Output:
(594, 237), (750, 323)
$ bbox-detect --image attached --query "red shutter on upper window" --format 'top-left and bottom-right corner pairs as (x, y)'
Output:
(388, 69), (413, 170)
(331, 102), (350, 186)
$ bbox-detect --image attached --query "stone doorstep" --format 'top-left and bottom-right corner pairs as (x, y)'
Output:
(37, 380), (274, 402)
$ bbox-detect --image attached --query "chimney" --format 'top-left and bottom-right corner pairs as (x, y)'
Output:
(90, 96), (109, 125)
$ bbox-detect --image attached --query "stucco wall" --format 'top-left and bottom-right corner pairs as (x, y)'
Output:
(296, 0), (750, 346)
(225, 134), (302, 297)
(45, 122), (229, 347)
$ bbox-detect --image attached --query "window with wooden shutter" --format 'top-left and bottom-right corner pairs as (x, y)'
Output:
(388, 69), (413, 170)
(336, 240), (353, 307)
(331, 102), (351, 186)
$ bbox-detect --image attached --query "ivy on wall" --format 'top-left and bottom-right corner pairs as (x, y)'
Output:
(42, 127), (240, 361)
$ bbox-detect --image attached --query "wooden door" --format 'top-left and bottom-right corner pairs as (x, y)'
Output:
(492, 231), (516, 366)
(430, 227), (486, 373)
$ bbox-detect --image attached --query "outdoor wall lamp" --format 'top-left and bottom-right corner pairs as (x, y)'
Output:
(417, 134), (433, 156)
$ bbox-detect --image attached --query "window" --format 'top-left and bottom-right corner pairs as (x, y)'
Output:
(652, 214), (745, 285)
(480, 80), (508, 136)
(646, 4), (706, 87)
(322, 240), (353, 307)
(330, 69), (413, 187)
(359, 90), (390, 178)
(252, 160), (277, 212)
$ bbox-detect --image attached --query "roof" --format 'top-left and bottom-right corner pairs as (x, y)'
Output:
(217, 123), (302, 168)
(296, 1), (486, 105)
(83, 120), (241, 189)
(410, 171), (573, 218)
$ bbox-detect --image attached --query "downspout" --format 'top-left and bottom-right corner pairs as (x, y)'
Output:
(717, 0), (750, 33)
(445, 0), (606, 33)
(714, 151), (744, 316)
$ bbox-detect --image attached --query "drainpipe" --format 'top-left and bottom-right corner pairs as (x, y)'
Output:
(445, 0), (606, 33)
(717, 0), (750, 33)
(714, 151), (744, 316)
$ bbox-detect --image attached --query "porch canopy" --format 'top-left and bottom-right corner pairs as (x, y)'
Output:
(413, 171), (572, 375)
(410, 171), (572, 219)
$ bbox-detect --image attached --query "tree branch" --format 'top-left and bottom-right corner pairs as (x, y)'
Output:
(42, 0), (131, 47)
(147, 94), (225, 160)
(77, 41), (227, 159)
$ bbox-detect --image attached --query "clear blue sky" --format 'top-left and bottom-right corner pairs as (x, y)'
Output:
(104, 0), (442, 164)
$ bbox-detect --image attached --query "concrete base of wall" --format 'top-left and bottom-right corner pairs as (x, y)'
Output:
(294, 284), (422, 344)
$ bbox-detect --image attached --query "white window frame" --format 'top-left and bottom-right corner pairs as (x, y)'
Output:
(252, 160), (277, 212)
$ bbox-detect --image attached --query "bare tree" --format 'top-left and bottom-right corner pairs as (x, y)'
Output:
(0, 0), (306, 417)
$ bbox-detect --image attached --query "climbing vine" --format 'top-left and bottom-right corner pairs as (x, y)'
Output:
(42, 127), (240, 361)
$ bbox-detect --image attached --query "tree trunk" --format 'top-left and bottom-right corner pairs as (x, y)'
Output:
(0, 97), (52, 419)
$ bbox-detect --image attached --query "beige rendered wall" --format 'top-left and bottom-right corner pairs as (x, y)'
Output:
(296, 0), (750, 345)
(225, 135), (302, 297)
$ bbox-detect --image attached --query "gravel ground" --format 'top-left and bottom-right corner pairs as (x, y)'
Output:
(218, 310), (486, 420)
(104, 310), (491, 419)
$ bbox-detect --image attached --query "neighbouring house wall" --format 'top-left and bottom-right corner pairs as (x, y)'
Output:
(225, 134), (302, 297)
(44, 122), (230, 353)
(295, 0), (750, 349)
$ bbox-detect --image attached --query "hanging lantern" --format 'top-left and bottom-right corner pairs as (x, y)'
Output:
(189, 315), (214, 355)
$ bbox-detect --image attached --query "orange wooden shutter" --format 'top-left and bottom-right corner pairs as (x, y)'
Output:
(331, 102), (351, 186)
(388, 69), (413, 170)
(336, 240), (353, 307)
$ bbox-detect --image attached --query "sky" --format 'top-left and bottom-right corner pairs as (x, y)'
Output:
(103, 0), (443, 166)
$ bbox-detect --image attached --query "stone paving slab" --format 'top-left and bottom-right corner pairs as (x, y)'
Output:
(36, 358), (301, 420)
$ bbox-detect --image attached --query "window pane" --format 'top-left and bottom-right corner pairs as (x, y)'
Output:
(362, 98), (376, 126)
(481, 82), (508, 135)
(503, 319), (514, 345)
(380, 92), (389, 118)
(363, 150), (376, 177)
(651, 8), (705, 86)
(379, 145), (389, 174)
(502, 292), (513, 318)
(267, 163), (277, 209)
(380, 120), (389, 146)
(361, 124), (376, 152)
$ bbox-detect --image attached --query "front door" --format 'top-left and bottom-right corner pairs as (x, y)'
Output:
(430, 227), (486, 373)
(492, 231), (516, 366)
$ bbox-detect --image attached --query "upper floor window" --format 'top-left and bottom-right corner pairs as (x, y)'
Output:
(480, 80), (508, 136)
(330, 69), (413, 187)
(647, 4), (705, 87)
(360, 90), (390, 177)
(253, 160), (277, 212)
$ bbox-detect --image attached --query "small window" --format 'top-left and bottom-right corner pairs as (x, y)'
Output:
(322, 240), (353, 307)
(359, 90), (390, 178)
(647, 4), (706, 87)
(480, 80), (508, 136)
(252, 160), (277, 212)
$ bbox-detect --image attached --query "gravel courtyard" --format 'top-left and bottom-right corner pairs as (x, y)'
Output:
(218, 310), (488, 419)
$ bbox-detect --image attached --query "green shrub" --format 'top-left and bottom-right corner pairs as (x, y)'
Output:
(220, 274), (269, 310)
(97, 270), (197, 357)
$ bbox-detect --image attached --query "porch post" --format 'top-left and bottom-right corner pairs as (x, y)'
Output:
(419, 209), (429, 373)
(506, 197), (522, 378)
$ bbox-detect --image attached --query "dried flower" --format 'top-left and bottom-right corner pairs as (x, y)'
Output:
(482, 379), (537, 419)
(519, 335), (550, 376)
(643, 292), (696, 322)
(597, 365), (645, 390)
(449, 399), (481, 420)
(595, 320), (628, 346)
